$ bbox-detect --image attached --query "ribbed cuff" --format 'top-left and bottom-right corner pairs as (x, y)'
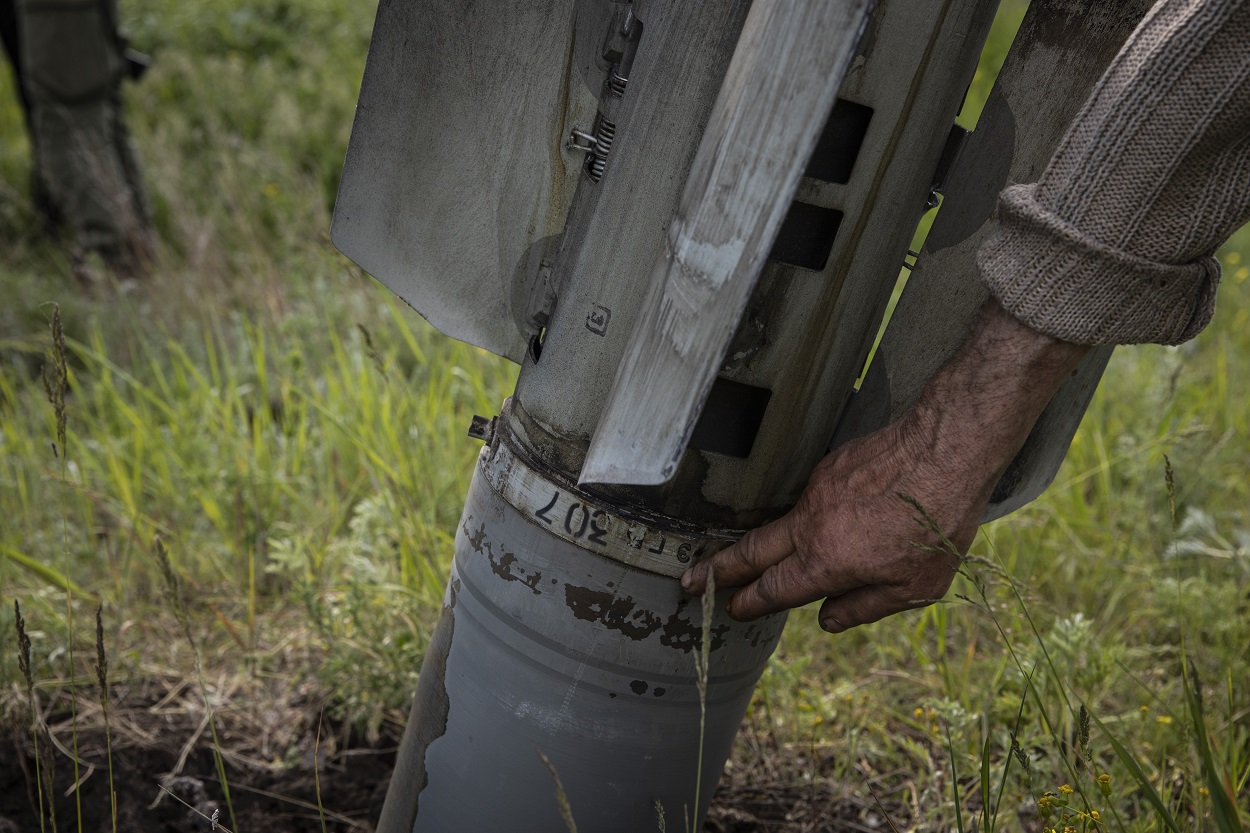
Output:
(978, 184), (1221, 346)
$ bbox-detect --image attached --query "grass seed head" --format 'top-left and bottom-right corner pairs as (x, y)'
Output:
(154, 537), (192, 638)
(95, 603), (109, 704)
(15, 600), (34, 690)
(41, 304), (69, 457)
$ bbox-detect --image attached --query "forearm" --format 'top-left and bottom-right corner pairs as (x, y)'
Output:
(900, 299), (1090, 503)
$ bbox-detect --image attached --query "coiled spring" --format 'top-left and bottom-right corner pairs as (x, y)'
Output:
(608, 67), (629, 97)
(587, 118), (616, 182)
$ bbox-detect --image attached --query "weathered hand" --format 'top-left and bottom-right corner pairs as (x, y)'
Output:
(680, 410), (985, 632)
(681, 300), (1091, 632)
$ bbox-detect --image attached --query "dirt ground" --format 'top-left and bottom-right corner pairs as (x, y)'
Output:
(0, 680), (894, 833)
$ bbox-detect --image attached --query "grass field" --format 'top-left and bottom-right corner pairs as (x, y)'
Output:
(1, 0), (1247, 830)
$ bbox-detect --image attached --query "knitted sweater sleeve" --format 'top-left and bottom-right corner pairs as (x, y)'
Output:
(977, 0), (1250, 346)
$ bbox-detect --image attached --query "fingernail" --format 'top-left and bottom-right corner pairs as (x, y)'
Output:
(680, 570), (693, 591)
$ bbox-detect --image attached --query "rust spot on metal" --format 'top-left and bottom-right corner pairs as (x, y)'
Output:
(563, 584), (663, 640)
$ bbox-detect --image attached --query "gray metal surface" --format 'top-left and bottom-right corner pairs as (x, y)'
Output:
(332, 0), (616, 361)
(515, 0), (1002, 528)
(833, 0), (1154, 521)
(579, 0), (872, 486)
(512, 0), (755, 451)
(483, 418), (742, 577)
(377, 451), (786, 833)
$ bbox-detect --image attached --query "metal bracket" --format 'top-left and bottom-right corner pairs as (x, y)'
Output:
(468, 414), (498, 445)
(481, 426), (742, 577)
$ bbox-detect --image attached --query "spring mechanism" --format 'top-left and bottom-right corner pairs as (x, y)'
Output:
(587, 118), (616, 182)
(608, 67), (629, 97)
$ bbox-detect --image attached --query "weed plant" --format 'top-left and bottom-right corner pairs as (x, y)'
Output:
(0, 0), (1247, 830)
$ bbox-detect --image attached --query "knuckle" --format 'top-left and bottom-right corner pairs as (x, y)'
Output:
(731, 537), (757, 570)
(751, 574), (779, 608)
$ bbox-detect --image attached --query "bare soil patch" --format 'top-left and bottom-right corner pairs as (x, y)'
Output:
(1, 679), (895, 832)
(1, 676), (393, 832)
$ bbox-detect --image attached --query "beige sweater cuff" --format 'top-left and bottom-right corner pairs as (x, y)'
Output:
(979, 184), (1222, 346)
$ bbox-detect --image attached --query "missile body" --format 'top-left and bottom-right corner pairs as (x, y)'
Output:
(333, 0), (1150, 828)
(377, 424), (785, 831)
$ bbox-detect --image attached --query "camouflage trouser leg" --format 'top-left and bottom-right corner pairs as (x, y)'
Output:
(17, 0), (152, 272)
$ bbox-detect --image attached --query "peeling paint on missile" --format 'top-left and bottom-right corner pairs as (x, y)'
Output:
(659, 597), (729, 652)
(564, 584), (663, 640)
(464, 520), (488, 554)
(563, 584), (731, 653)
(376, 578), (459, 832)
(464, 518), (544, 595)
(486, 546), (544, 595)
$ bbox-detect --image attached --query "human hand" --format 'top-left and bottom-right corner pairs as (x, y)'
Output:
(681, 300), (1090, 633)
(680, 410), (986, 632)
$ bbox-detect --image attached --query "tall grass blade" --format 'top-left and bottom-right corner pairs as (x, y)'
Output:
(15, 600), (49, 833)
(314, 711), (329, 833)
(95, 604), (117, 833)
(979, 733), (992, 833)
(943, 723), (966, 833)
(1, 546), (96, 600)
(155, 537), (239, 832)
(690, 570), (715, 832)
(1183, 663), (1244, 833)
(45, 304), (84, 833)
(995, 685), (1032, 832)
(1085, 704), (1181, 833)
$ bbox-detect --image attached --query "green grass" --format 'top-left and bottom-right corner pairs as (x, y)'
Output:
(1, 0), (1247, 830)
